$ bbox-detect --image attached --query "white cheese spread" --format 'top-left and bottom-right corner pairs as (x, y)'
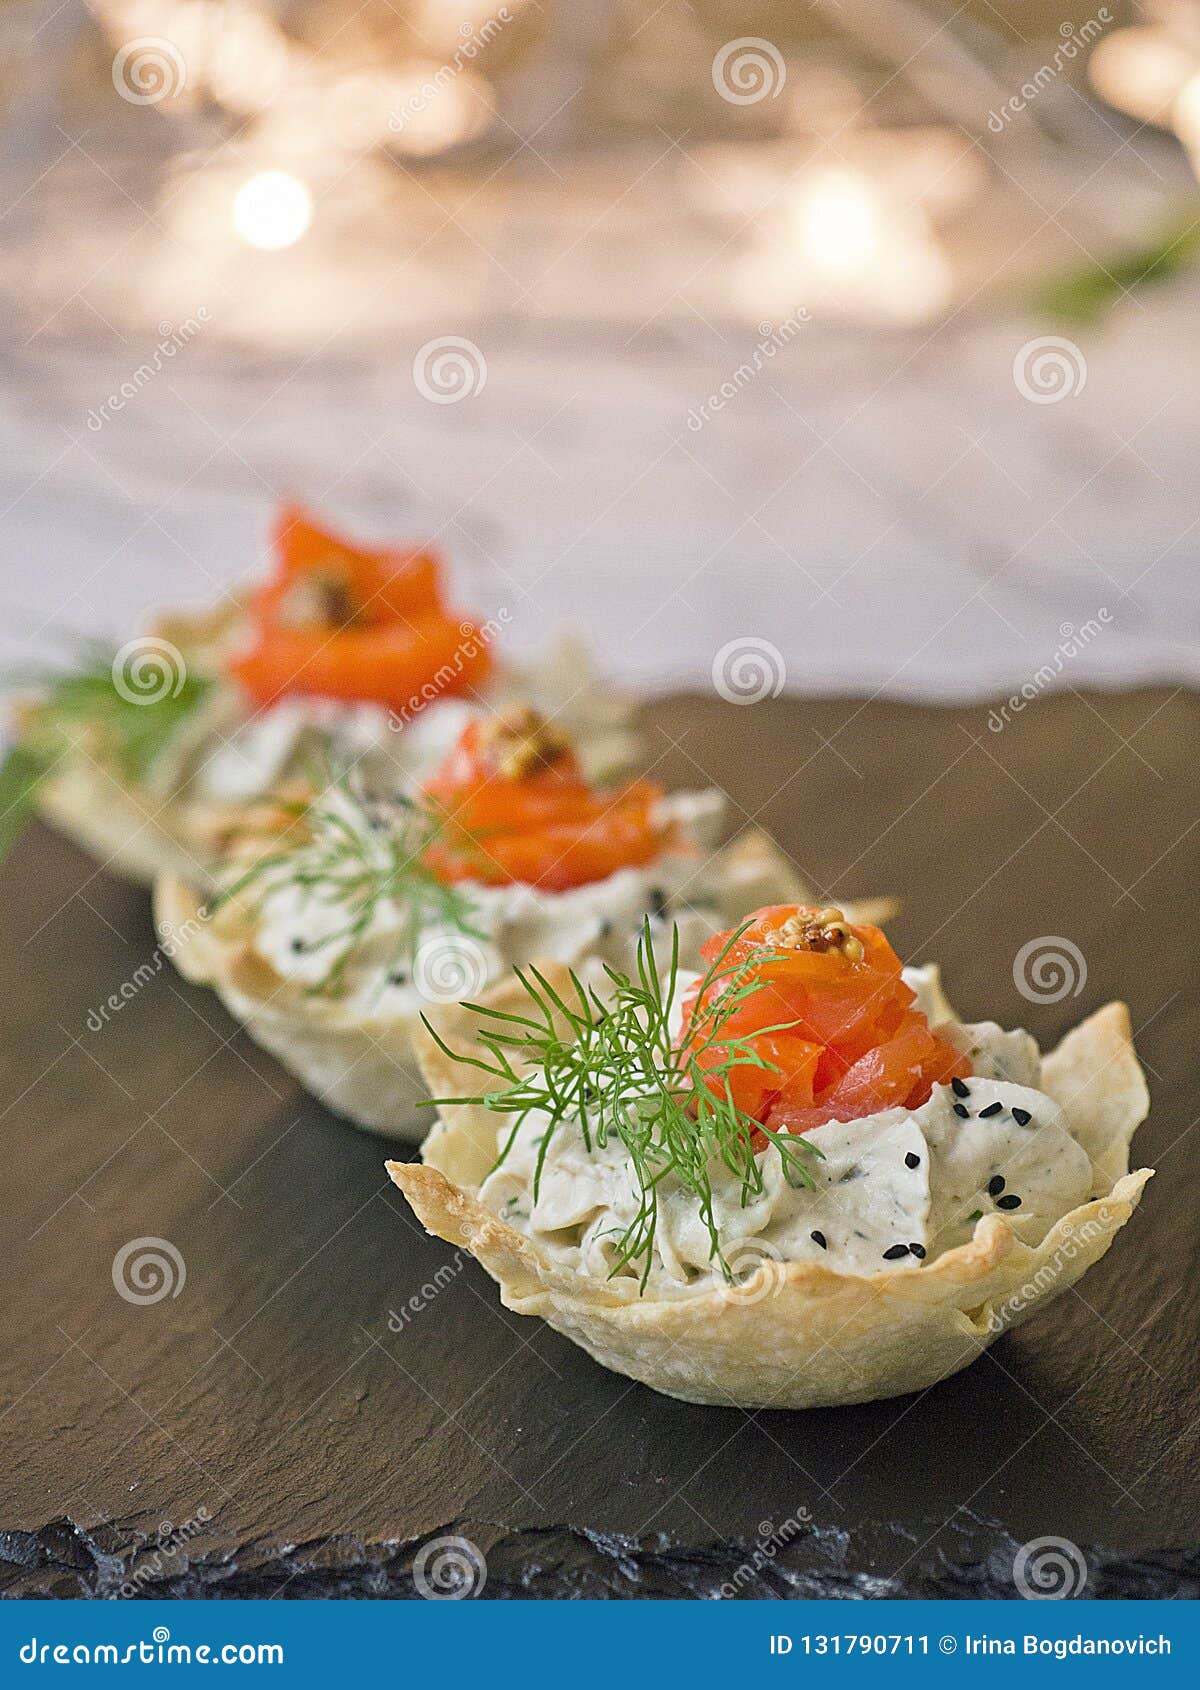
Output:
(477, 965), (1094, 1290)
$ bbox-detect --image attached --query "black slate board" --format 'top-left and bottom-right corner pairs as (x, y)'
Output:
(2, 690), (1197, 1600)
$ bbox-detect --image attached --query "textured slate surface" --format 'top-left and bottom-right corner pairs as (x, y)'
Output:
(1, 690), (1196, 1600)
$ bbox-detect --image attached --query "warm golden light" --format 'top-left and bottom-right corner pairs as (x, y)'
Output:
(385, 61), (496, 157)
(795, 170), (881, 277)
(1172, 73), (1200, 173)
(1088, 25), (1198, 128)
(232, 171), (313, 250)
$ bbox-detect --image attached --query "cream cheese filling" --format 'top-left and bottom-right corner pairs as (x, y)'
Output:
(239, 792), (729, 1018)
(140, 637), (635, 806)
(477, 965), (1094, 1292)
(166, 690), (474, 806)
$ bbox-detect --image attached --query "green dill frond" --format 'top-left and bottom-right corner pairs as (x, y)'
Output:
(1031, 210), (1200, 326)
(214, 764), (483, 993)
(15, 642), (212, 780)
(1, 639), (213, 865)
(0, 743), (47, 864)
(424, 919), (821, 1290)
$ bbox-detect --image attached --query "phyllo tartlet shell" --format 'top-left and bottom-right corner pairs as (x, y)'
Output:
(155, 832), (835, 1142)
(388, 989), (1151, 1409)
(30, 599), (637, 890)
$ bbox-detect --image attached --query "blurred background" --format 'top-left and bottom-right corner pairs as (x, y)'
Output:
(2, 0), (1199, 698)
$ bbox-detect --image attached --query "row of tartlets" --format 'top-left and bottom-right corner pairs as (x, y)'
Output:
(2, 507), (1152, 1410)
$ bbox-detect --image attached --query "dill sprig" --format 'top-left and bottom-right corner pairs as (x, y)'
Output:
(13, 641), (213, 780)
(1, 641), (213, 865)
(214, 768), (484, 994)
(424, 920), (821, 1289)
(1031, 209), (1200, 326)
(0, 743), (46, 863)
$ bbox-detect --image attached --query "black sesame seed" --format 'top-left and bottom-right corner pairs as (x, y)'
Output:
(290, 937), (307, 953)
(882, 1243), (910, 1261)
(952, 1102), (970, 1119)
(909, 1242), (926, 1260)
(987, 1174), (1006, 1197)
(811, 1230), (827, 1250)
(996, 1193), (1022, 1210)
(387, 970), (408, 987)
(904, 1151), (921, 1169)
(951, 1077), (970, 1098)
(979, 1101), (1003, 1118)
(1011, 1107), (1032, 1126)
(648, 887), (669, 923)
(598, 920), (613, 939)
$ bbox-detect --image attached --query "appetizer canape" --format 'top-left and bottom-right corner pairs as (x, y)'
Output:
(156, 714), (871, 1140)
(1, 505), (634, 886)
(390, 904), (1152, 1409)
